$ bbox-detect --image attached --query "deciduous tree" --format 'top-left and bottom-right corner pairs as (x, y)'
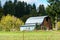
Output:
(0, 14), (24, 31)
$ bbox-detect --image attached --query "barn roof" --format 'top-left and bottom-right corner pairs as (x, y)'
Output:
(25, 16), (48, 25)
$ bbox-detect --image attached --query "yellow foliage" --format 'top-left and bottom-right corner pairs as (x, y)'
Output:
(0, 14), (24, 31)
(57, 22), (60, 30)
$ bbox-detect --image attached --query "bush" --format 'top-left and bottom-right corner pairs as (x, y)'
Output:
(57, 22), (60, 30)
(0, 14), (24, 31)
(35, 23), (40, 30)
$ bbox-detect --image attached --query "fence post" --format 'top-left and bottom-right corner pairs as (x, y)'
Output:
(23, 31), (24, 40)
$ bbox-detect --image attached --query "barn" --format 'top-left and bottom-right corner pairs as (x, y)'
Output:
(20, 16), (52, 31)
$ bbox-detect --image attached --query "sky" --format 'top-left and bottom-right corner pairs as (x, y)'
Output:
(1, 0), (49, 8)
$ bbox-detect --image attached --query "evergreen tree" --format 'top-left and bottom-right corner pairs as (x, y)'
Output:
(15, 1), (25, 17)
(3, 0), (14, 15)
(26, 4), (32, 15)
(30, 3), (37, 16)
(33, 3), (36, 11)
(38, 5), (46, 16)
(14, 0), (17, 15)
(0, 0), (3, 19)
(14, 0), (17, 4)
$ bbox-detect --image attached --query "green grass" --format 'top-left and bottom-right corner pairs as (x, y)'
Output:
(0, 31), (60, 40)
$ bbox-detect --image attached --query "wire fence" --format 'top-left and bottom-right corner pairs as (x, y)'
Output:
(20, 31), (60, 40)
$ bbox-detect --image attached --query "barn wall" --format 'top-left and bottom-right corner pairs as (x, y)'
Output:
(41, 16), (52, 30)
(20, 26), (35, 31)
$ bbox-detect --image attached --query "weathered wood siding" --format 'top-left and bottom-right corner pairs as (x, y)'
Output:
(41, 16), (52, 30)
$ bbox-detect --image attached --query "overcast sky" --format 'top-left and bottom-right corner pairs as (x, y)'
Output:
(1, 0), (49, 8)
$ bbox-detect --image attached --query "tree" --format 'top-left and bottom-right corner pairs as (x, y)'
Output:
(32, 3), (36, 11)
(46, 0), (60, 30)
(14, 0), (17, 4)
(3, 0), (14, 15)
(35, 23), (40, 30)
(38, 5), (47, 16)
(21, 4), (37, 22)
(0, 0), (1, 8)
(57, 22), (60, 30)
(14, 0), (17, 15)
(0, 0), (3, 19)
(3, 0), (38, 23)
(0, 14), (24, 31)
(25, 4), (32, 15)
(30, 3), (37, 16)
(21, 15), (31, 23)
(29, 4), (37, 16)
(15, 1), (26, 17)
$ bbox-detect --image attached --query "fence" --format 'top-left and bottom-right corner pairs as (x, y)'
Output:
(19, 31), (60, 40)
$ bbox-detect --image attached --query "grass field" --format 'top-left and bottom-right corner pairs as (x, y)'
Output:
(0, 31), (60, 40)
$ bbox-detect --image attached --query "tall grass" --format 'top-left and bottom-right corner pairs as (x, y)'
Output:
(0, 31), (60, 40)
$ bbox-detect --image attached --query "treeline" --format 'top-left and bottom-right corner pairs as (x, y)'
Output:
(0, 0), (47, 22)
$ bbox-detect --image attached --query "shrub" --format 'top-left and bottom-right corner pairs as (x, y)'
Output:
(35, 23), (40, 30)
(57, 22), (60, 30)
(0, 14), (24, 31)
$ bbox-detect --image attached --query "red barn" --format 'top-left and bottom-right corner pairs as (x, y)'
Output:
(40, 16), (52, 30)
